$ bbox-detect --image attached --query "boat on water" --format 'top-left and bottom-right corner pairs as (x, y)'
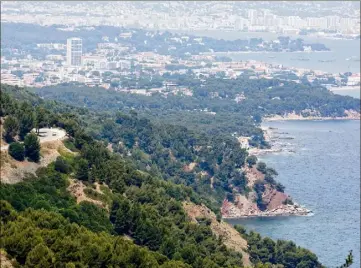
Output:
(318, 59), (335, 63)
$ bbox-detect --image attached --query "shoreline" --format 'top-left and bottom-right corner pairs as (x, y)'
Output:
(223, 210), (312, 219)
(228, 122), (311, 219)
(222, 199), (312, 219)
(203, 50), (332, 55)
(263, 117), (360, 122)
(328, 86), (361, 92)
(263, 111), (361, 122)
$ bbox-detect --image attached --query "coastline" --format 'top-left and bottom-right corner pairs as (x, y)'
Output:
(203, 50), (332, 55)
(328, 85), (361, 92)
(224, 121), (310, 219)
(249, 112), (360, 157)
(222, 204), (312, 219)
(263, 110), (361, 122)
(222, 123), (312, 219)
(221, 196), (312, 219)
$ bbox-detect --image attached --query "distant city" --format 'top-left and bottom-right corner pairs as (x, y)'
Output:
(1, 1), (360, 38)
(0, 1), (360, 92)
(1, 35), (359, 91)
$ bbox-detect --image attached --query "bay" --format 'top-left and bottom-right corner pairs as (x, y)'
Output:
(226, 120), (360, 268)
(170, 29), (360, 74)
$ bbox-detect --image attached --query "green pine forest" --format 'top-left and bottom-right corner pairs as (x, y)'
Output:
(0, 83), (357, 267)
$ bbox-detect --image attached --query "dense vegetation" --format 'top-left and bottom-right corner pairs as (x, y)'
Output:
(33, 74), (360, 130)
(4, 76), (360, 209)
(2, 84), (260, 209)
(0, 85), (326, 267)
(234, 226), (323, 268)
(1, 201), (186, 268)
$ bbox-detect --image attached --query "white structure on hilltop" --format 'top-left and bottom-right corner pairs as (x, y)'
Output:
(66, 38), (82, 66)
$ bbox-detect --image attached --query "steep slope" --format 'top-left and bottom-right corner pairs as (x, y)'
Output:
(0, 88), (328, 268)
(183, 202), (251, 267)
(1, 139), (70, 184)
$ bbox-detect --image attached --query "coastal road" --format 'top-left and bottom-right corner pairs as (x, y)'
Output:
(0, 128), (67, 151)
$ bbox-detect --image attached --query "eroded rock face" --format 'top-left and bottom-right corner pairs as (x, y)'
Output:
(183, 201), (251, 267)
(221, 164), (311, 218)
(262, 185), (288, 210)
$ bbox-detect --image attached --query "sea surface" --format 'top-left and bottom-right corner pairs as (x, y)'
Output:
(331, 88), (361, 99)
(226, 120), (360, 268)
(170, 30), (360, 74)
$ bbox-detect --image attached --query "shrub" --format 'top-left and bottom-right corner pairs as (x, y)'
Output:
(54, 156), (71, 174)
(282, 198), (294, 205)
(8, 142), (25, 161)
(246, 155), (258, 167)
(256, 161), (267, 173)
(275, 182), (285, 193)
(24, 133), (40, 162)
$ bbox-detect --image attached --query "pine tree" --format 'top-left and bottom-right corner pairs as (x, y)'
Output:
(25, 243), (55, 267)
(19, 112), (35, 140)
(3, 116), (19, 142)
(8, 142), (25, 161)
(76, 159), (89, 181)
(24, 133), (40, 162)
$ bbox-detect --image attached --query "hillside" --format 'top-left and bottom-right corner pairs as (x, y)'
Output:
(3, 82), (355, 218)
(0, 85), (327, 267)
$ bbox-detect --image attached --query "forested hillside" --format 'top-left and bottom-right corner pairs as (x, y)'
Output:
(2, 84), (270, 210)
(0, 85), (326, 267)
(32, 75), (360, 137)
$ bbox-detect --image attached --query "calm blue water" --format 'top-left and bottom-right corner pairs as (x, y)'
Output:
(333, 89), (360, 99)
(226, 120), (360, 267)
(170, 30), (360, 74)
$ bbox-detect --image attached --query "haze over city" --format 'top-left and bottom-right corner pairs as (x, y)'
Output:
(0, 2), (360, 268)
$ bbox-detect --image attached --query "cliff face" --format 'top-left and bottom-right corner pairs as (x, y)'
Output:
(221, 165), (310, 218)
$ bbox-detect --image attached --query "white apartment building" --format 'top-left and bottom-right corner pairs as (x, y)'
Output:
(66, 38), (82, 66)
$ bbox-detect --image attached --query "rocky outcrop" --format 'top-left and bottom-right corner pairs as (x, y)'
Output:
(222, 162), (311, 218)
(242, 166), (265, 187)
(222, 198), (311, 218)
(0, 250), (15, 268)
(183, 201), (251, 267)
(262, 185), (288, 210)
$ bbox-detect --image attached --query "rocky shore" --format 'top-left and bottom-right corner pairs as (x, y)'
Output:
(247, 126), (296, 156)
(222, 199), (312, 219)
(223, 122), (313, 219)
(263, 109), (360, 122)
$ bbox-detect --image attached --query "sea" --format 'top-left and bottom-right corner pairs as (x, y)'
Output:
(170, 30), (360, 74)
(226, 120), (360, 268)
(170, 29), (361, 267)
